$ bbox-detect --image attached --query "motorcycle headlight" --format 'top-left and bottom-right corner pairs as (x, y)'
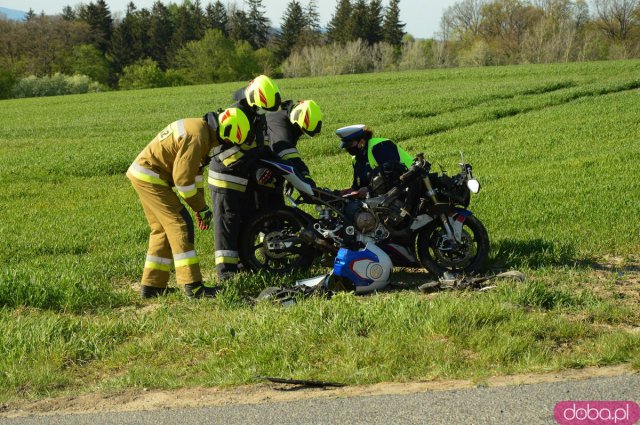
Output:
(467, 179), (480, 194)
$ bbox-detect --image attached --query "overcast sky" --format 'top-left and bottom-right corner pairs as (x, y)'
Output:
(0, 0), (459, 39)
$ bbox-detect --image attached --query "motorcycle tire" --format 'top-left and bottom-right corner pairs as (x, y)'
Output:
(239, 208), (316, 274)
(415, 214), (489, 276)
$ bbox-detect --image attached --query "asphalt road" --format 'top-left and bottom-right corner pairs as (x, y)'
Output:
(4, 374), (639, 425)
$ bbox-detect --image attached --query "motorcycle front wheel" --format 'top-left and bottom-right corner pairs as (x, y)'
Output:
(239, 208), (316, 274)
(415, 214), (489, 276)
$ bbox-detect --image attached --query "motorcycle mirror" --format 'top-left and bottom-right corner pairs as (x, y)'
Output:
(467, 179), (480, 194)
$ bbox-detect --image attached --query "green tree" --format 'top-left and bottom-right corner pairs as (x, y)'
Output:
(147, 1), (173, 69)
(327, 0), (353, 43)
(110, 3), (150, 78)
(119, 58), (166, 89)
(229, 7), (252, 44)
(305, 0), (322, 33)
(168, 1), (202, 59)
(61, 5), (76, 21)
(205, 1), (228, 36)
(246, 0), (271, 49)
(366, 0), (384, 44)
(383, 0), (406, 47)
(174, 28), (240, 83)
(66, 44), (110, 84)
(78, 0), (114, 54)
(351, 0), (369, 41)
(278, 0), (307, 59)
(26, 9), (36, 21)
(0, 67), (16, 99)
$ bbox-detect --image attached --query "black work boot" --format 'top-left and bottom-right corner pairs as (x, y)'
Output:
(140, 285), (177, 299)
(184, 282), (221, 299)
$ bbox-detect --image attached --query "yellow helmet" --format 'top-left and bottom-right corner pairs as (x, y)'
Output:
(245, 75), (281, 111)
(289, 100), (323, 137)
(218, 107), (251, 145)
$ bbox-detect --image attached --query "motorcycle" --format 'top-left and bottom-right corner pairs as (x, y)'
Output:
(239, 152), (489, 277)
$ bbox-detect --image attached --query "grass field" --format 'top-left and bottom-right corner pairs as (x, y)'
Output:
(1, 60), (639, 403)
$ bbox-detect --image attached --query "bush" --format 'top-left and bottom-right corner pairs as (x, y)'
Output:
(11, 73), (102, 98)
(283, 40), (400, 78)
(118, 59), (167, 90)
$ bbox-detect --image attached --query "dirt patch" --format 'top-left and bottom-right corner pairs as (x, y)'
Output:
(2, 365), (636, 419)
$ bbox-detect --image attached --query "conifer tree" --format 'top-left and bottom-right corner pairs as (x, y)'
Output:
(305, 0), (322, 33)
(246, 0), (271, 49)
(366, 0), (384, 44)
(205, 1), (228, 36)
(350, 0), (369, 41)
(78, 0), (113, 54)
(25, 9), (36, 21)
(229, 7), (252, 45)
(327, 0), (353, 44)
(383, 0), (405, 47)
(61, 5), (76, 21)
(278, 0), (306, 59)
(147, 1), (173, 69)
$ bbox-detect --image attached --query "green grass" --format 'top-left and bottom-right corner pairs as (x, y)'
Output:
(1, 60), (639, 402)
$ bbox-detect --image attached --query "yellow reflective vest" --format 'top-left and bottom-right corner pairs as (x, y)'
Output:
(129, 118), (219, 212)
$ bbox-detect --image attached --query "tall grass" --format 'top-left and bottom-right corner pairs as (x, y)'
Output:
(0, 60), (639, 401)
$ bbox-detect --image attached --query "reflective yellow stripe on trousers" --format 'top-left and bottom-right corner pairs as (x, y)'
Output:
(174, 250), (199, 267)
(145, 255), (173, 271)
(215, 250), (239, 265)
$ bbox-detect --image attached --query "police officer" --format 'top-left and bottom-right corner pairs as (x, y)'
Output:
(336, 125), (414, 198)
(127, 107), (249, 299)
(255, 99), (323, 208)
(209, 76), (281, 280)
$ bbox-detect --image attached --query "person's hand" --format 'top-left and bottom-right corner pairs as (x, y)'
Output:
(344, 187), (368, 199)
(196, 207), (212, 230)
(256, 167), (274, 185)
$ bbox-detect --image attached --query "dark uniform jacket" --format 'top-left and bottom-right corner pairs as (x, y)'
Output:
(265, 100), (312, 181)
(351, 139), (401, 190)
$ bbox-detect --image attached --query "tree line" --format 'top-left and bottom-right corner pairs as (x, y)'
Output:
(0, 0), (405, 97)
(0, 0), (639, 99)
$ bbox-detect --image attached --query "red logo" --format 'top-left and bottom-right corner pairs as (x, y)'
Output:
(259, 89), (267, 106)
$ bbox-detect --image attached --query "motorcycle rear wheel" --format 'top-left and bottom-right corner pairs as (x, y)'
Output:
(416, 215), (489, 276)
(240, 208), (316, 274)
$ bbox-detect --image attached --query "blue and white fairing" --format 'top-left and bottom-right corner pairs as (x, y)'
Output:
(333, 242), (392, 294)
(260, 159), (314, 196)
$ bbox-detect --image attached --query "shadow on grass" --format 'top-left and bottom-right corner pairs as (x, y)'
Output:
(492, 238), (579, 270)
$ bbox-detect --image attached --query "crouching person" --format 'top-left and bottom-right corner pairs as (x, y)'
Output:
(127, 108), (243, 299)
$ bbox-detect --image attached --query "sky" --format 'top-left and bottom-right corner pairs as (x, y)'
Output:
(0, 0), (459, 39)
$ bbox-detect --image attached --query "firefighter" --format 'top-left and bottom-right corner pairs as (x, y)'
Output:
(127, 107), (251, 299)
(336, 124), (414, 198)
(209, 76), (281, 280)
(255, 99), (323, 208)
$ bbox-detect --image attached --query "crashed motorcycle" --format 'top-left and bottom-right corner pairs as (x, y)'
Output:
(239, 152), (489, 280)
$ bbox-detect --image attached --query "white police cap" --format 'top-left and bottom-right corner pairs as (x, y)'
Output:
(336, 124), (366, 147)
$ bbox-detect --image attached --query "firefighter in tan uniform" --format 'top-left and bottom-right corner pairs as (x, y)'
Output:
(127, 107), (252, 298)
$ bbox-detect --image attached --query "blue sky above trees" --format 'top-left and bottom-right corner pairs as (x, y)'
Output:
(0, 0), (459, 38)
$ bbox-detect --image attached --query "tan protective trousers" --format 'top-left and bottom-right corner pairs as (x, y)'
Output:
(128, 172), (202, 287)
